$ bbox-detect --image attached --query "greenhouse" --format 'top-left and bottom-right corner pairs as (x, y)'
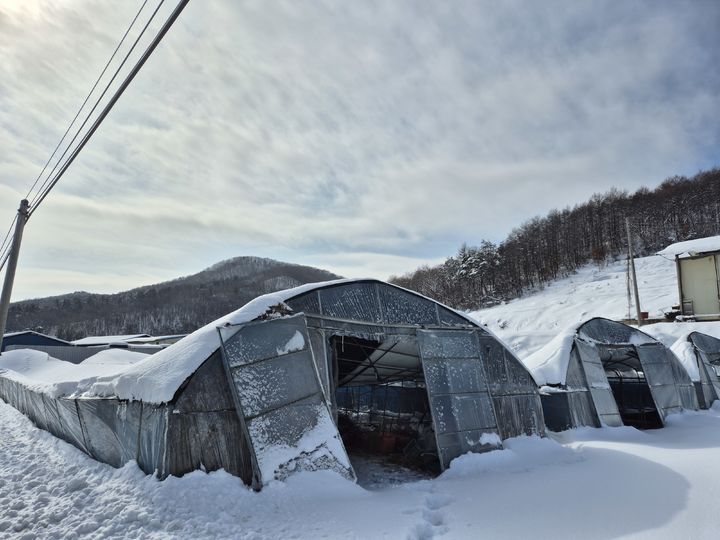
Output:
(524, 317), (698, 431)
(671, 332), (720, 409)
(0, 279), (546, 490)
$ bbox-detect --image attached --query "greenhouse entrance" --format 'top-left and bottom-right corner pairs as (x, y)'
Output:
(601, 346), (663, 429)
(331, 335), (442, 479)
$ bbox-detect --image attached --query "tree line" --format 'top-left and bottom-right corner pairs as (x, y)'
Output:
(390, 168), (720, 310)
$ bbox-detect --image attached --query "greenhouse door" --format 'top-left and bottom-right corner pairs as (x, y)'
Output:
(218, 314), (354, 489)
(417, 328), (502, 471)
(575, 340), (623, 427)
(636, 344), (683, 422)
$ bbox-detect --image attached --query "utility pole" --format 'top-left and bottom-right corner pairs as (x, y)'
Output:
(625, 217), (643, 326)
(0, 199), (30, 353)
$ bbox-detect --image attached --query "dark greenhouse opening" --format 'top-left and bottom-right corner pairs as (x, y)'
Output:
(330, 336), (441, 481)
(602, 347), (663, 429)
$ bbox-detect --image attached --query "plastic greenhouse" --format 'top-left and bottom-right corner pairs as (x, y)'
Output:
(524, 318), (698, 431)
(0, 279), (546, 490)
(671, 332), (720, 409)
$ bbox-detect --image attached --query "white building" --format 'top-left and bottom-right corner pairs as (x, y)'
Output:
(659, 236), (720, 320)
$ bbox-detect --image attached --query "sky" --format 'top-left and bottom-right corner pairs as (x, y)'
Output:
(0, 0), (718, 301)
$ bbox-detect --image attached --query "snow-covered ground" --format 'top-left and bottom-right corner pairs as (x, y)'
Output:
(3, 398), (720, 539)
(470, 255), (720, 358)
(3, 256), (720, 538)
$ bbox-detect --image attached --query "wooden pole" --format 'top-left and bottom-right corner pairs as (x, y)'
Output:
(0, 199), (30, 353)
(625, 217), (643, 326)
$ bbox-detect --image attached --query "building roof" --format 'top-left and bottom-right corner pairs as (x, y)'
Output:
(2, 331), (70, 344)
(657, 235), (720, 259)
(72, 334), (151, 346)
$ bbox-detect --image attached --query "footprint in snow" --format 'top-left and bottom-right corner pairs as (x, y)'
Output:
(406, 486), (453, 539)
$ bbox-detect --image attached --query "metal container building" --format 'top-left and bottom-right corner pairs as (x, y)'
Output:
(658, 236), (720, 320)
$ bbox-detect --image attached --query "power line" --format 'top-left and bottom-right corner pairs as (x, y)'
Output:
(0, 216), (18, 272)
(29, 0), (168, 208)
(29, 0), (190, 216)
(29, 0), (190, 217)
(1, 0), (189, 272)
(24, 0), (151, 203)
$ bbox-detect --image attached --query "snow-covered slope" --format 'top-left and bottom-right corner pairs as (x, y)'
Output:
(469, 255), (708, 358)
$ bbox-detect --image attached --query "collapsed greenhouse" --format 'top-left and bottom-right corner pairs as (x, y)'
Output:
(524, 317), (698, 431)
(671, 332), (720, 409)
(0, 279), (546, 489)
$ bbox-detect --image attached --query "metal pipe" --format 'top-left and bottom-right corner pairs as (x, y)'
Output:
(625, 217), (643, 326)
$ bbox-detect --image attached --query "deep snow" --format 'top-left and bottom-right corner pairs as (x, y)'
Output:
(3, 255), (720, 538)
(470, 255), (720, 360)
(3, 398), (720, 539)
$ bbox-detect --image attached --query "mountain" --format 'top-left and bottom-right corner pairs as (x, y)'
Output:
(7, 257), (340, 340)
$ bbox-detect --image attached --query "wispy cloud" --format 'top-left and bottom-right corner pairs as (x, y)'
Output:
(1, 0), (718, 299)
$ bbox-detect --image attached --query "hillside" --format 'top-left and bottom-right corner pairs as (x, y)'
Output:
(392, 169), (720, 311)
(469, 254), (720, 358)
(6, 257), (340, 340)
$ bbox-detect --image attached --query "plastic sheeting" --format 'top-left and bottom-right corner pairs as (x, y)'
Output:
(687, 332), (720, 408)
(0, 280), (547, 486)
(0, 350), (252, 481)
(540, 319), (699, 431)
(218, 314), (354, 488)
(417, 328), (502, 470)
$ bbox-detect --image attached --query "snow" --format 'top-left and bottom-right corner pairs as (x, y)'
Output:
(4, 259), (720, 536)
(0, 349), (150, 399)
(469, 255), (713, 359)
(81, 348), (150, 366)
(640, 321), (720, 348)
(0, 279), (356, 404)
(275, 330), (305, 356)
(3, 397), (720, 538)
(671, 338), (700, 381)
(522, 325), (580, 386)
(657, 235), (720, 258)
(72, 334), (150, 346)
(0, 278), (491, 404)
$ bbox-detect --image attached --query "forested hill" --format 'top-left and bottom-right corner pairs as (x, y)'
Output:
(7, 257), (340, 340)
(391, 168), (720, 311)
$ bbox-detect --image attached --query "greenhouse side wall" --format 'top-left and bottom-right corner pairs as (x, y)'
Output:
(0, 374), (170, 475)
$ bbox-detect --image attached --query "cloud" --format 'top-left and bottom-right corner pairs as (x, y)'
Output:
(0, 0), (718, 300)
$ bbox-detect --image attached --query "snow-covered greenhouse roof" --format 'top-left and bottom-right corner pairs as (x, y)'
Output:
(522, 317), (656, 386)
(0, 278), (484, 404)
(657, 235), (720, 259)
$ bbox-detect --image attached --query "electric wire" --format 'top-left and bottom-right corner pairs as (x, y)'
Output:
(24, 0), (150, 203)
(0, 216), (18, 272)
(29, 0), (190, 217)
(2, 0), (189, 272)
(28, 0), (167, 209)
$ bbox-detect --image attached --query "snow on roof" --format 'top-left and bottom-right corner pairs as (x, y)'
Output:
(2, 330), (69, 343)
(0, 278), (492, 404)
(522, 324), (579, 386)
(522, 318), (658, 386)
(657, 235), (720, 259)
(123, 334), (186, 344)
(0, 279), (373, 403)
(0, 349), (150, 398)
(670, 334), (701, 381)
(72, 334), (151, 346)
